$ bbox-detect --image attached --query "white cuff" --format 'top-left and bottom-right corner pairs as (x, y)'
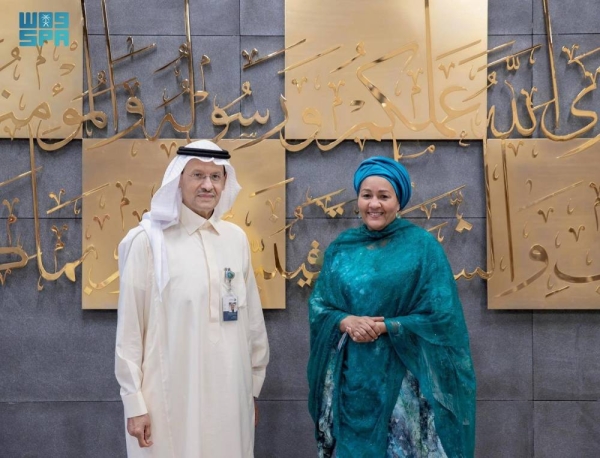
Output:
(122, 391), (148, 418)
(252, 373), (265, 398)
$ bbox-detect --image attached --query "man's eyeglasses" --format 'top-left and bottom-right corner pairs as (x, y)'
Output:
(187, 172), (224, 183)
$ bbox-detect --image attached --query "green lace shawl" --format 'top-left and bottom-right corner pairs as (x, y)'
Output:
(307, 218), (476, 457)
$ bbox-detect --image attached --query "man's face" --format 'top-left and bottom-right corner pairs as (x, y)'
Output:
(179, 159), (227, 218)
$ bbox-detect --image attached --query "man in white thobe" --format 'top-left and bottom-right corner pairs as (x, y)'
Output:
(115, 140), (270, 457)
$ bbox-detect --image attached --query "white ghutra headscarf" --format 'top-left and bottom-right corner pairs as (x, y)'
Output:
(118, 140), (241, 299)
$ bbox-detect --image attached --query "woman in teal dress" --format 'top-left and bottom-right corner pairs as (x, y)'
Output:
(307, 157), (476, 458)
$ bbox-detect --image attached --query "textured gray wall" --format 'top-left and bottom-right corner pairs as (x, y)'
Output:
(1, 1), (599, 457)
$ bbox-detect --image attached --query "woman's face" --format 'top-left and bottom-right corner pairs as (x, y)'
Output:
(357, 176), (400, 231)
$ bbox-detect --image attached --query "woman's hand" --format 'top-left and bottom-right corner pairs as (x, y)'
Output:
(374, 320), (387, 336)
(340, 316), (385, 343)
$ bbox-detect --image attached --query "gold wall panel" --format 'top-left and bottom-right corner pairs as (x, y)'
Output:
(285, 0), (487, 140)
(82, 139), (286, 310)
(487, 139), (600, 309)
(0, 0), (83, 139)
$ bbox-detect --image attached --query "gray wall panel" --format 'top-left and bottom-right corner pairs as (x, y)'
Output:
(468, 305), (534, 400)
(240, 36), (286, 136)
(534, 401), (600, 458)
(83, 0), (240, 37)
(531, 34), (600, 139)
(0, 140), (82, 220)
(240, 0), (285, 37)
(534, 312), (600, 400)
(0, 218), (120, 403)
(0, 401), (126, 458)
(85, 34), (241, 140)
(254, 400), (316, 458)
(441, 215), (532, 401)
(476, 401), (534, 458)
(533, 0), (600, 35)
(489, 0), (533, 36)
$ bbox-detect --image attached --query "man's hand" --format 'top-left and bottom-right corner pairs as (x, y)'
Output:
(254, 398), (259, 427)
(127, 413), (153, 448)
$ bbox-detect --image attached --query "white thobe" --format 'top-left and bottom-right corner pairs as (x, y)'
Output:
(115, 204), (270, 458)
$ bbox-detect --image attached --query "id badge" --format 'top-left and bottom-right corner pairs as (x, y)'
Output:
(222, 268), (238, 322)
(222, 293), (238, 321)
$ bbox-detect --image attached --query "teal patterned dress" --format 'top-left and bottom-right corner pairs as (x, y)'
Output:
(307, 218), (476, 458)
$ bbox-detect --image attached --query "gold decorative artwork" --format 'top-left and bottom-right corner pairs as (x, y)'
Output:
(0, 0), (83, 139)
(82, 139), (286, 310)
(486, 139), (600, 309)
(284, 0), (487, 140)
(0, 0), (595, 315)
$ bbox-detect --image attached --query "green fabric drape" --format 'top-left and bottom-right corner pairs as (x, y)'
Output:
(307, 218), (476, 458)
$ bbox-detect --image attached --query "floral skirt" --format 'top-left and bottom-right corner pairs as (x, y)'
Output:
(317, 352), (447, 458)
